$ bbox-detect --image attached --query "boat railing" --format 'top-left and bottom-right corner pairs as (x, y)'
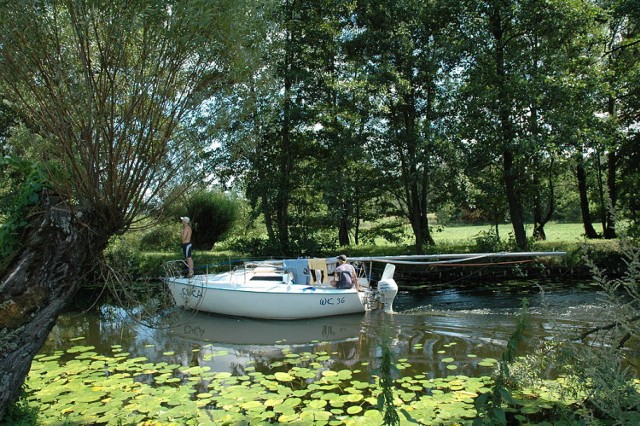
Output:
(162, 257), (384, 290)
(163, 260), (188, 279)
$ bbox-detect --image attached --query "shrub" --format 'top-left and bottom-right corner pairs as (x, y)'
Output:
(184, 191), (240, 250)
(104, 236), (146, 278)
(473, 228), (508, 252)
(139, 224), (178, 251)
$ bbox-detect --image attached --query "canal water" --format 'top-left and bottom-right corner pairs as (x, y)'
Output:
(40, 278), (638, 379)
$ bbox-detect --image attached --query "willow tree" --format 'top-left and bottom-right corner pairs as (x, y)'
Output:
(0, 0), (259, 418)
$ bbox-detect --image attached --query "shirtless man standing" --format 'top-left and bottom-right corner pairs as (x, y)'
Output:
(180, 217), (194, 277)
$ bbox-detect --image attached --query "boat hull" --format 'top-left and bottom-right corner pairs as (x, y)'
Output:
(167, 277), (372, 320)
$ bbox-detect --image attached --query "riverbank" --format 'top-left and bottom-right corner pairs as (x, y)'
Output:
(106, 238), (623, 289)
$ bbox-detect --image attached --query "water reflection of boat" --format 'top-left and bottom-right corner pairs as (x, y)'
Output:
(169, 310), (364, 346)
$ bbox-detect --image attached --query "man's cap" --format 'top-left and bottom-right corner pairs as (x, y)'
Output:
(337, 254), (347, 261)
(180, 216), (190, 223)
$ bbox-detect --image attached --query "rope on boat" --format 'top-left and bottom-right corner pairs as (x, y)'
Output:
(358, 253), (495, 265)
(409, 259), (536, 267)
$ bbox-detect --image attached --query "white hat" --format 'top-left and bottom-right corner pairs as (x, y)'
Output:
(180, 216), (190, 223)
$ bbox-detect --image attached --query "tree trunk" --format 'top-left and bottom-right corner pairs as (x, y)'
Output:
(576, 158), (600, 239)
(489, 4), (527, 251)
(532, 176), (555, 241)
(603, 150), (617, 239)
(603, 96), (617, 239)
(353, 202), (361, 246)
(503, 150), (528, 250)
(532, 204), (547, 240)
(274, 0), (295, 256)
(0, 193), (107, 420)
(261, 191), (277, 244)
(338, 217), (350, 246)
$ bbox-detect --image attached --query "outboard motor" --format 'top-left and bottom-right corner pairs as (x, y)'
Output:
(377, 263), (398, 313)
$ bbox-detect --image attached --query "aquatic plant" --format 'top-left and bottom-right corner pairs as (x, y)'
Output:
(473, 299), (529, 425)
(507, 226), (640, 424)
(19, 333), (626, 425)
(24, 341), (505, 425)
(376, 332), (401, 426)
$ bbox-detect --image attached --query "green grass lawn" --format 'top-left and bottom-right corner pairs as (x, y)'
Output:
(345, 221), (619, 258)
(432, 222), (589, 244)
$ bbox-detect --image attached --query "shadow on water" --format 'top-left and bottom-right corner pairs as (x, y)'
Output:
(42, 279), (637, 379)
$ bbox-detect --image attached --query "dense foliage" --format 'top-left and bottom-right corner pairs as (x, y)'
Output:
(190, 0), (639, 255)
(1, 0), (639, 255)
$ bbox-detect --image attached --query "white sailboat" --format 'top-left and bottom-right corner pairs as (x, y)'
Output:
(164, 251), (565, 320)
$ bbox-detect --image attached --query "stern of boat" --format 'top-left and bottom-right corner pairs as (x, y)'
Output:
(377, 263), (398, 313)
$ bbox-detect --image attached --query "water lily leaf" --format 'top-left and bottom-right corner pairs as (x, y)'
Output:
(265, 398), (284, 407)
(196, 392), (213, 399)
(308, 399), (327, 409)
(241, 400), (263, 410)
(260, 411), (277, 421)
(345, 393), (363, 403)
(281, 397), (302, 408)
(38, 355), (62, 362)
(300, 408), (331, 422)
(78, 385), (108, 401)
(274, 372), (294, 382)
(351, 381), (370, 390)
(291, 367), (316, 379)
(478, 358), (499, 367)
(336, 370), (352, 380)
(293, 389), (311, 398)
(455, 390), (479, 399)
(347, 405), (363, 415)
(278, 413), (300, 422)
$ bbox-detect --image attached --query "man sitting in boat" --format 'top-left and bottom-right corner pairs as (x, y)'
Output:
(333, 255), (362, 291)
